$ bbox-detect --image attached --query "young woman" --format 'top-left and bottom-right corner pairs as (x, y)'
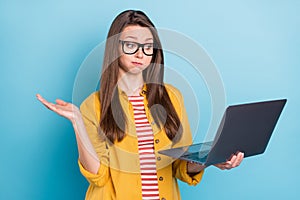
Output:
(37, 10), (243, 200)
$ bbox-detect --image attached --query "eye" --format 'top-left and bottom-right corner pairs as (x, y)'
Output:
(125, 42), (137, 49)
(144, 43), (153, 50)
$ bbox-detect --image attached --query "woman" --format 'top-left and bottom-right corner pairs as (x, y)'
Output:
(37, 10), (243, 200)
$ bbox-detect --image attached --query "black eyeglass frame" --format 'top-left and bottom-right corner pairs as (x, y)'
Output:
(119, 40), (156, 56)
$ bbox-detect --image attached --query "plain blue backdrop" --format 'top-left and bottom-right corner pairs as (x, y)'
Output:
(1, 1), (299, 199)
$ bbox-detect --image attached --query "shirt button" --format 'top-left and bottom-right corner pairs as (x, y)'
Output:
(155, 139), (160, 144)
(161, 198), (166, 200)
(159, 176), (163, 181)
(157, 156), (161, 161)
(151, 121), (155, 125)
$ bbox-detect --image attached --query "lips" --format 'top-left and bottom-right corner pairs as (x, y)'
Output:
(132, 61), (143, 66)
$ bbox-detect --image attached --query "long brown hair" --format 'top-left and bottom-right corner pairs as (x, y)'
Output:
(100, 10), (182, 143)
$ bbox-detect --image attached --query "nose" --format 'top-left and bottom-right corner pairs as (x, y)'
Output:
(135, 47), (143, 58)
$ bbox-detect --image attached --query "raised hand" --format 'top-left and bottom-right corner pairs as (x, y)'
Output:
(36, 94), (80, 124)
(36, 93), (100, 173)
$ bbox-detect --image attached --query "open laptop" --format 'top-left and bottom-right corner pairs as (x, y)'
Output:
(158, 99), (287, 166)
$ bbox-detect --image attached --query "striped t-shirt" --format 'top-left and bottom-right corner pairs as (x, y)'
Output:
(128, 95), (160, 200)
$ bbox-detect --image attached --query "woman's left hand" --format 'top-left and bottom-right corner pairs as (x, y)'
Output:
(186, 151), (244, 174)
(214, 152), (244, 170)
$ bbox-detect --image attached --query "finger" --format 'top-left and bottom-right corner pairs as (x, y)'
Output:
(219, 164), (228, 170)
(224, 162), (232, 170)
(36, 94), (65, 114)
(37, 94), (77, 121)
(230, 154), (237, 162)
(56, 99), (68, 106)
(230, 152), (244, 168)
(37, 95), (55, 109)
(214, 163), (226, 170)
(36, 94), (47, 103)
(46, 104), (71, 118)
(215, 162), (233, 170)
(231, 157), (239, 168)
(227, 155), (237, 167)
(37, 94), (53, 107)
(44, 102), (58, 111)
(222, 155), (236, 170)
(232, 152), (244, 167)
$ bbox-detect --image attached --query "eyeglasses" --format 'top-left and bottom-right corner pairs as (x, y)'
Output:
(119, 40), (155, 56)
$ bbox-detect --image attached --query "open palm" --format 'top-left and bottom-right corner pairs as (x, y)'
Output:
(36, 94), (80, 123)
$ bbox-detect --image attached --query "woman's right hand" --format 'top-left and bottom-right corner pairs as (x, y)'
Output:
(37, 93), (101, 173)
(36, 94), (81, 124)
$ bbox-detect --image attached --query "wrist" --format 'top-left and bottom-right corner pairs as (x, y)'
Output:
(71, 110), (84, 126)
(187, 161), (205, 175)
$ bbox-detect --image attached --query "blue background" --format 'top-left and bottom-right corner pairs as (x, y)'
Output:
(1, 1), (299, 199)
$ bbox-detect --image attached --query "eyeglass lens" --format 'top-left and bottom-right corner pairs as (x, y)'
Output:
(121, 41), (154, 56)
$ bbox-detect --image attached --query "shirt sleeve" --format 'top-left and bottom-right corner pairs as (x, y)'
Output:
(172, 160), (204, 186)
(166, 84), (205, 185)
(78, 92), (110, 187)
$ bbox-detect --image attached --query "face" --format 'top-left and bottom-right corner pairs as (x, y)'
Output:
(118, 25), (154, 75)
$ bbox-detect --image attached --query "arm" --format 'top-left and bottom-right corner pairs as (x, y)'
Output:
(72, 114), (100, 174)
(36, 94), (100, 174)
(166, 85), (244, 183)
(165, 85), (205, 185)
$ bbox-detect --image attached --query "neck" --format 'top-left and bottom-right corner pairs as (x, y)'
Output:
(118, 71), (144, 96)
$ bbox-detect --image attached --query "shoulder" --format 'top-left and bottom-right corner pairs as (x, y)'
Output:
(80, 91), (101, 121)
(164, 83), (183, 99)
(164, 83), (184, 107)
(80, 91), (101, 110)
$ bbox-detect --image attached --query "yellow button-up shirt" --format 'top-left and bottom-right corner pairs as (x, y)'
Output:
(79, 84), (204, 200)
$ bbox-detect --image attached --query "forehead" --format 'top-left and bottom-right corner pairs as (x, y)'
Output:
(120, 25), (153, 41)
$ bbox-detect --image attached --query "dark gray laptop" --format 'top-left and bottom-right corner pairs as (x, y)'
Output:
(158, 99), (287, 166)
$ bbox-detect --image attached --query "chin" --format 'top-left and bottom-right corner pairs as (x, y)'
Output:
(127, 66), (146, 74)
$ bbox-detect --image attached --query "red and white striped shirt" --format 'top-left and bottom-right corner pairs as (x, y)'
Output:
(128, 95), (160, 200)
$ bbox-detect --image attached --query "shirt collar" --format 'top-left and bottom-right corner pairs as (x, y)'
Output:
(140, 84), (147, 96)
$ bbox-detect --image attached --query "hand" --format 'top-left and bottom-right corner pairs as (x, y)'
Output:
(187, 161), (206, 174)
(36, 94), (81, 124)
(214, 152), (244, 170)
(37, 94), (101, 173)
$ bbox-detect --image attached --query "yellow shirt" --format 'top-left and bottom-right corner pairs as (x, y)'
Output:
(79, 84), (204, 200)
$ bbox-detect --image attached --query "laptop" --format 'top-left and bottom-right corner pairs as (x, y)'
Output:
(158, 99), (287, 166)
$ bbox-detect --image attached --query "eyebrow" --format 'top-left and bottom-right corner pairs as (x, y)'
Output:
(123, 36), (153, 42)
